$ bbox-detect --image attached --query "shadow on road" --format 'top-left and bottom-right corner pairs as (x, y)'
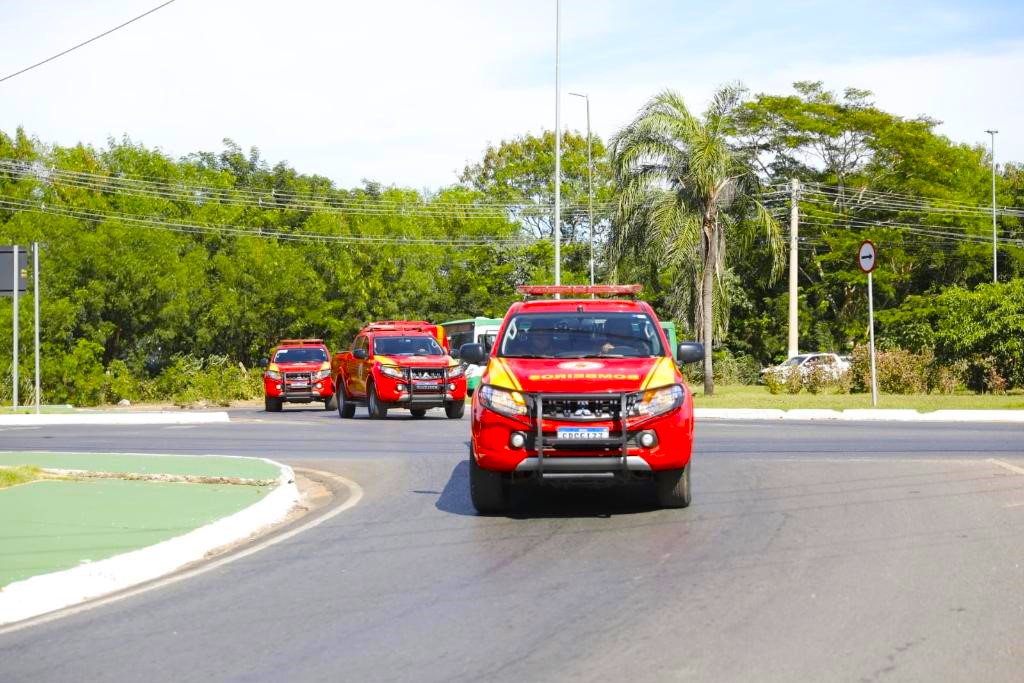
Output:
(435, 459), (661, 519)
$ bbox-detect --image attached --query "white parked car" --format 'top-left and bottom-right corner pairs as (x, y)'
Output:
(761, 353), (851, 381)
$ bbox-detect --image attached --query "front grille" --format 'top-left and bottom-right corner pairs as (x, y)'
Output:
(409, 368), (446, 380)
(284, 372), (313, 383)
(539, 397), (624, 422)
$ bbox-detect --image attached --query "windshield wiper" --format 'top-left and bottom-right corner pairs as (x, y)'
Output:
(501, 354), (558, 359)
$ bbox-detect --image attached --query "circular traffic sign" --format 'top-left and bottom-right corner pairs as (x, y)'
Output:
(858, 240), (877, 273)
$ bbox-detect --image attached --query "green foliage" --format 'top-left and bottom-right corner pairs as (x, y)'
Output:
(879, 280), (1024, 390)
(763, 368), (785, 395)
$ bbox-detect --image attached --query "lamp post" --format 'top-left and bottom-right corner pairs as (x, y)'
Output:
(569, 91), (594, 286)
(553, 0), (561, 286)
(985, 129), (998, 283)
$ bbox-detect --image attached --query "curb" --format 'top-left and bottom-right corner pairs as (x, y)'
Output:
(0, 456), (298, 625)
(0, 412), (231, 426)
(694, 408), (1024, 423)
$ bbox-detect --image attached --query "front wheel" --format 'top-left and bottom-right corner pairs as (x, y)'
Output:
(654, 463), (691, 508)
(469, 448), (509, 514)
(324, 391), (338, 411)
(445, 400), (465, 419)
(264, 396), (282, 412)
(367, 382), (388, 420)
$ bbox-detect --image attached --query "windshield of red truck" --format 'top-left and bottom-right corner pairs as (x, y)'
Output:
(274, 347), (327, 363)
(374, 336), (444, 356)
(499, 312), (664, 358)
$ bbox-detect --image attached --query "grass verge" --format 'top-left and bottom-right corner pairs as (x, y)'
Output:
(691, 385), (1024, 411)
(0, 466), (43, 490)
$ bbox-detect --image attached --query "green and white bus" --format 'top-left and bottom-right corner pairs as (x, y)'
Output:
(442, 317), (503, 395)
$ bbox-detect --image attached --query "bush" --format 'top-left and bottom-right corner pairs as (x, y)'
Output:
(784, 367), (803, 394)
(154, 354), (262, 407)
(712, 350), (761, 386)
(851, 344), (931, 395)
(803, 364), (835, 394)
(763, 368), (785, 395)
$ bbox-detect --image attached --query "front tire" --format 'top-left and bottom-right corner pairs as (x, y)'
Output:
(469, 448), (509, 514)
(654, 463), (692, 508)
(367, 382), (388, 420)
(445, 400), (465, 419)
(324, 392), (338, 411)
(264, 396), (283, 412)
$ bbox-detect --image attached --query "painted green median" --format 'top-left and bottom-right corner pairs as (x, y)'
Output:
(0, 453), (280, 587)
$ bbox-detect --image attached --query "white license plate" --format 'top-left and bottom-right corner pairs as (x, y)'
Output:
(556, 427), (609, 440)
(413, 382), (439, 389)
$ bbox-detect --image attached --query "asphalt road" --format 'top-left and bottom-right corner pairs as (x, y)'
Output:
(2, 408), (1024, 682)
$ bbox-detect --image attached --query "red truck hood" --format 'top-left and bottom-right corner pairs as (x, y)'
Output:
(374, 354), (455, 368)
(489, 356), (678, 393)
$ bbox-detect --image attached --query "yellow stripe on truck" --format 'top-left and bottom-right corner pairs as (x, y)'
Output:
(486, 358), (522, 391)
(373, 355), (395, 365)
(642, 356), (678, 389)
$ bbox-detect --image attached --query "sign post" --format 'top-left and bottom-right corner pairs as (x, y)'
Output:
(33, 243), (40, 414)
(858, 240), (878, 407)
(2, 246), (28, 409)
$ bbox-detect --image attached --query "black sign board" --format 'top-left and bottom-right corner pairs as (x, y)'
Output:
(1, 246), (28, 295)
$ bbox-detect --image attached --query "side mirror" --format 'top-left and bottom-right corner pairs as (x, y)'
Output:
(459, 343), (486, 365)
(258, 358), (268, 368)
(353, 348), (368, 360)
(677, 342), (704, 365)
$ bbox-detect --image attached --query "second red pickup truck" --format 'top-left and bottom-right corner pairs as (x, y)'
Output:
(331, 321), (468, 419)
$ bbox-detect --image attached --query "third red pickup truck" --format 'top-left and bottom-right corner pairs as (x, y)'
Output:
(331, 321), (468, 419)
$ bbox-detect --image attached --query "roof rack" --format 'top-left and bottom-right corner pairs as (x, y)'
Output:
(278, 338), (324, 345)
(516, 284), (643, 299)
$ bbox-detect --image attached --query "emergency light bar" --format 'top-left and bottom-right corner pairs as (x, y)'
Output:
(516, 284), (643, 298)
(363, 321), (435, 332)
(278, 338), (324, 345)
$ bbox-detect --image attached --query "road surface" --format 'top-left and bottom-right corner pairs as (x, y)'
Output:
(1, 409), (1023, 682)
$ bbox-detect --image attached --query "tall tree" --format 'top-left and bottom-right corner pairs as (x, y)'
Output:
(609, 86), (783, 395)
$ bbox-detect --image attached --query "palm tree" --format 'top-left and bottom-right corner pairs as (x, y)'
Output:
(609, 85), (783, 396)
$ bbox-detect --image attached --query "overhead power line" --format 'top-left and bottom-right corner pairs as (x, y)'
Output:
(0, 0), (178, 84)
(0, 159), (615, 218)
(0, 196), (540, 247)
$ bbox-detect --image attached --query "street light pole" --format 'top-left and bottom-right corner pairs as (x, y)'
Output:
(985, 129), (998, 283)
(570, 91), (594, 286)
(553, 0), (561, 286)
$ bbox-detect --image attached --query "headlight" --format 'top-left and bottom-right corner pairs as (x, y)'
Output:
(448, 364), (466, 379)
(312, 369), (331, 381)
(380, 365), (405, 379)
(479, 385), (528, 418)
(629, 385), (684, 418)
(266, 370), (282, 380)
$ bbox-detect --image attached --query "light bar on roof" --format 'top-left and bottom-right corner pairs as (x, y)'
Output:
(516, 284), (642, 297)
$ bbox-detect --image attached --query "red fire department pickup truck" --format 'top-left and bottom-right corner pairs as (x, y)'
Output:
(261, 339), (336, 412)
(331, 321), (468, 419)
(456, 285), (704, 513)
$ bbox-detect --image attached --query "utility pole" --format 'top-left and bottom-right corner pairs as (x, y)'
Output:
(788, 178), (800, 358)
(570, 92), (594, 287)
(985, 129), (998, 283)
(553, 0), (561, 287)
(33, 242), (40, 414)
(12, 244), (18, 409)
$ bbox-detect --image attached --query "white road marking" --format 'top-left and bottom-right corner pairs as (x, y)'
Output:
(988, 458), (1024, 477)
(0, 468), (363, 636)
(1003, 501), (1024, 508)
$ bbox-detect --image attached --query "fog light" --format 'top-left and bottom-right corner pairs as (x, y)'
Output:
(509, 432), (526, 449)
(397, 384), (407, 392)
(275, 384), (282, 391)
(639, 431), (656, 448)
(448, 383), (456, 391)
(315, 382), (322, 389)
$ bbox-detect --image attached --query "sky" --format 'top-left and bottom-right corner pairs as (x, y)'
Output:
(0, 0), (1021, 191)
